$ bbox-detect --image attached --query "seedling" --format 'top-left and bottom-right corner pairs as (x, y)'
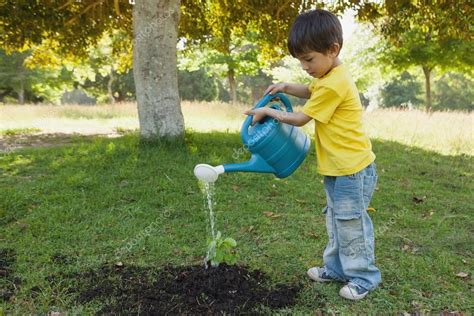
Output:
(206, 231), (239, 267)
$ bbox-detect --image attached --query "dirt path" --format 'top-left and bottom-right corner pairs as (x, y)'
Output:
(0, 133), (121, 153)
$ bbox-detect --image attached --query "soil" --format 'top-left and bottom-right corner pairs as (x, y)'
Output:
(0, 248), (21, 302)
(59, 262), (302, 314)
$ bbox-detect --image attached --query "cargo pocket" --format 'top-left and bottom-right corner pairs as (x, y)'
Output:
(334, 212), (366, 261)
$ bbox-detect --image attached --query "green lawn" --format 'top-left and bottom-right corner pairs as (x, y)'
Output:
(0, 132), (473, 314)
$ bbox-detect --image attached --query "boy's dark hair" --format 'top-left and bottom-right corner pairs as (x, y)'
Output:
(288, 9), (343, 57)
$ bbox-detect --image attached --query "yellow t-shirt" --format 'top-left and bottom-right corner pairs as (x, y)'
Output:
(302, 64), (375, 176)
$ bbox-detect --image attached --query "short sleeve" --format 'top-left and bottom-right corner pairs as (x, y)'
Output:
(302, 87), (343, 124)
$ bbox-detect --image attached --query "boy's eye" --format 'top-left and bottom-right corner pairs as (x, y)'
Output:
(305, 58), (313, 62)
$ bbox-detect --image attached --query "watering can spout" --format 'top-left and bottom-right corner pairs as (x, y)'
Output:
(223, 154), (275, 174)
(194, 164), (225, 183)
(193, 155), (275, 183)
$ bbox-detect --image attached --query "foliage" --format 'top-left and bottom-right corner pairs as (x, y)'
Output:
(0, 0), (133, 57)
(0, 49), (75, 103)
(178, 69), (219, 102)
(381, 71), (423, 109)
(341, 24), (383, 93)
(340, 0), (473, 110)
(432, 72), (474, 112)
(207, 231), (239, 267)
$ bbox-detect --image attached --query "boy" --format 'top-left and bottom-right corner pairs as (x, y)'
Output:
(244, 9), (381, 300)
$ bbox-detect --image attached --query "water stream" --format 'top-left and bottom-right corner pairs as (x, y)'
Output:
(200, 181), (217, 268)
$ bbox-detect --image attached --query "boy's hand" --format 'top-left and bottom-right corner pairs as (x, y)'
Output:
(264, 83), (287, 95)
(244, 108), (269, 126)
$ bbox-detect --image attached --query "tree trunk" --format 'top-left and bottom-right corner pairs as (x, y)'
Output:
(228, 68), (237, 104)
(18, 80), (25, 105)
(422, 66), (432, 112)
(107, 68), (115, 104)
(133, 0), (184, 141)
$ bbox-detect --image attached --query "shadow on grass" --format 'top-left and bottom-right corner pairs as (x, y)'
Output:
(0, 131), (472, 314)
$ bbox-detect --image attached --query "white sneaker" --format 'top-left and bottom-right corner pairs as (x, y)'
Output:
(339, 282), (369, 300)
(307, 267), (338, 282)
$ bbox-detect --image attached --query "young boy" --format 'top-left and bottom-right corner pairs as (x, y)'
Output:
(244, 9), (381, 300)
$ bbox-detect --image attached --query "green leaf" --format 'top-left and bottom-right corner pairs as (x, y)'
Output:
(223, 237), (237, 247)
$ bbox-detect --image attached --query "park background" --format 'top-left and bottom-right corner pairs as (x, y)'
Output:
(0, 0), (473, 314)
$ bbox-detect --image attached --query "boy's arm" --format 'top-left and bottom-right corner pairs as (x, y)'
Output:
(244, 107), (312, 127)
(264, 83), (311, 99)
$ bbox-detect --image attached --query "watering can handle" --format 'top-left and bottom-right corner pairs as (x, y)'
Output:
(241, 93), (293, 144)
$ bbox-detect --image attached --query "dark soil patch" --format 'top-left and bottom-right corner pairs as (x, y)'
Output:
(51, 253), (76, 265)
(0, 248), (21, 302)
(60, 262), (301, 314)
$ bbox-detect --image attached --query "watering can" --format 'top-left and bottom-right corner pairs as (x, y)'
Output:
(194, 93), (311, 182)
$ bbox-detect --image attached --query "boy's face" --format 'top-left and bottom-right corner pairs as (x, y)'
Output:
(297, 49), (338, 79)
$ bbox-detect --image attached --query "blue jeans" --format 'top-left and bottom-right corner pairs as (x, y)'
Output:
(321, 162), (381, 290)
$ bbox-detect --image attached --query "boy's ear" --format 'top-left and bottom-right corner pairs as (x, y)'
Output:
(328, 43), (341, 57)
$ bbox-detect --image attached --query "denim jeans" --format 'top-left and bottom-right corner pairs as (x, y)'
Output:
(321, 162), (381, 290)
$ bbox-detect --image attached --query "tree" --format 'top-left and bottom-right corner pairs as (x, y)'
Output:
(1, 0), (185, 140)
(180, 0), (316, 103)
(0, 50), (33, 104)
(336, 0), (473, 111)
(0, 49), (74, 104)
(1, 0), (316, 140)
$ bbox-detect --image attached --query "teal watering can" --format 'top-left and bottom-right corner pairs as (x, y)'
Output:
(194, 93), (311, 182)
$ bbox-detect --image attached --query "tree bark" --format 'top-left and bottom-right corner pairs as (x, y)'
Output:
(107, 67), (115, 104)
(422, 66), (432, 112)
(228, 68), (237, 104)
(18, 80), (25, 105)
(133, 0), (184, 141)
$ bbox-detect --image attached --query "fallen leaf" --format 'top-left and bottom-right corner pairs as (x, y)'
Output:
(16, 222), (28, 229)
(412, 196), (426, 203)
(115, 262), (124, 267)
(232, 185), (240, 192)
(367, 207), (376, 212)
(241, 225), (254, 233)
(422, 209), (435, 219)
(456, 272), (469, 278)
(263, 211), (281, 218)
(308, 231), (319, 238)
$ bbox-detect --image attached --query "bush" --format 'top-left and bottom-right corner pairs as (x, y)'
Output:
(433, 72), (473, 111)
(178, 69), (219, 101)
(381, 71), (423, 109)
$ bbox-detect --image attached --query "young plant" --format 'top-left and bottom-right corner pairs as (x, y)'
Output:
(206, 231), (239, 267)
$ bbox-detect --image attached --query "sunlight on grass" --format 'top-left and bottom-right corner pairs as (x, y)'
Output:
(1, 102), (472, 155)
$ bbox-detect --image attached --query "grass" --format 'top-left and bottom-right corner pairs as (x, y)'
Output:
(1, 102), (473, 155)
(0, 128), (41, 136)
(0, 131), (473, 314)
